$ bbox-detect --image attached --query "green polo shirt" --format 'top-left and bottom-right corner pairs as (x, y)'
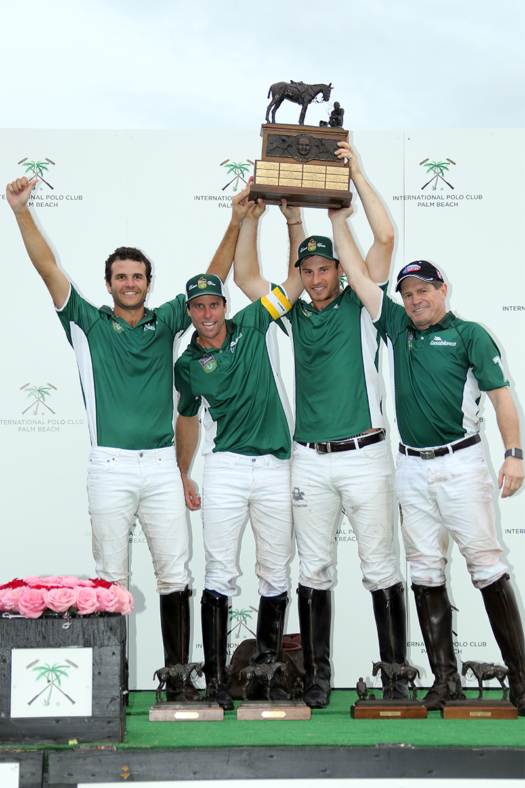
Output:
(57, 284), (191, 449)
(283, 284), (387, 443)
(175, 286), (293, 459)
(374, 294), (509, 448)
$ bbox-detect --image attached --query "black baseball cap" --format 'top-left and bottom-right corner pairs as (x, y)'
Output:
(395, 261), (444, 292)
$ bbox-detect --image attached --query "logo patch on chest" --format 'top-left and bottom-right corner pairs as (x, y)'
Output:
(200, 355), (217, 373)
(430, 335), (457, 346)
(112, 321), (124, 333)
(302, 306), (313, 318)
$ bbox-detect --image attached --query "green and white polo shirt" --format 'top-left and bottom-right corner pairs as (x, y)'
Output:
(175, 285), (293, 459)
(57, 284), (191, 450)
(283, 285), (388, 443)
(374, 295), (509, 448)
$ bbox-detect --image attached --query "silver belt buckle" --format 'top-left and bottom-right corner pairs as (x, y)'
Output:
(315, 443), (330, 454)
(419, 449), (436, 460)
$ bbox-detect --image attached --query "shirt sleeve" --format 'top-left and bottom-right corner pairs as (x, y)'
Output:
(236, 283), (293, 332)
(175, 354), (202, 417)
(461, 322), (510, 391)
(55, 284), (100, 345)
(155, 294), (192, 335)
(373, 293), (409, 343)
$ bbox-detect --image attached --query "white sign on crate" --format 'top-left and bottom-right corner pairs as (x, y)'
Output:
(11, 647), (93, 718)
(0, 763), (19, 788)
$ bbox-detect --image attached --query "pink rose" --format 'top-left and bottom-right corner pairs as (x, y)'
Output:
(96, 587), (120, 613)
(75, 587), (99, 615)
(40, 576), (63, 588)
(111, 584), (134, 615)
(23, 576), (43, 587)
(18, 588), (47, 619)
(54, 576), (81, 588)
(0, 587), (26, 612)
(44, 587), (78, 613)
(76, 578), (95, 587)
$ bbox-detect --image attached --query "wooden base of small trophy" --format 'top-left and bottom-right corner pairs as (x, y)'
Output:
(249, 123), (352, 209)
(351, 699), (428, 720)
(237, 700), (311, 721)
(149, 701), (223, 722)
(442, 700), (517, 720)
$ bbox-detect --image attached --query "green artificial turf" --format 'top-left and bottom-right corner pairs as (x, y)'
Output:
(121, 690), (525, 750)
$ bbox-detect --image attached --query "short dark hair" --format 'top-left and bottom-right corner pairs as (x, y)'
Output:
(431, 279), (444, 290)
(105, 247), (152, 284)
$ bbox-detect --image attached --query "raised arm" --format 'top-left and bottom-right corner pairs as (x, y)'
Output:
(205, 179), (255, 281)
(175, 414), (202, 510)
(234, 198), (305, 304)
(334, 141), (394, 283)
(329, 207), (383, 320)
(486, 387), (524, 498)
(6, 177), (70, 308)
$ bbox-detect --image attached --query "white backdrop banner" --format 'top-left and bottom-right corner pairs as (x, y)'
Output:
(0, 129), (523, 691)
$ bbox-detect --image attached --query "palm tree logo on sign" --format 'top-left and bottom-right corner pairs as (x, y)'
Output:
(220, 159), (254, 192)
(18, 157), (55, 190)
(420, 158), (456, 190)
(20, 382), (57, 415)
(29, 662), (75, 708)
(228, 607), (256, 639)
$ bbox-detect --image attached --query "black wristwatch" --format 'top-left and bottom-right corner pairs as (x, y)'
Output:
(504, 448), (523, 460)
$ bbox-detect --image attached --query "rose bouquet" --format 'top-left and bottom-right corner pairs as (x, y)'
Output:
(0, 576), (133, 619)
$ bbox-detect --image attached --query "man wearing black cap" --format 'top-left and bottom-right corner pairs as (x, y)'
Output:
(234, 142), (408, 709)
(330, 208), (525, 714)
(175, 269), (300, 710)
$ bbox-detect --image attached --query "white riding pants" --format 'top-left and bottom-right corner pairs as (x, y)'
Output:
(201, 452), (293, 598)
(291, 439), (400, 592)
(395, 441), (507, 589)
(87, 446), (189, 594)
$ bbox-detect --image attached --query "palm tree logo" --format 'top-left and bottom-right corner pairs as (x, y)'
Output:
(220, 159), (253, 192)
(228, 607), (255, 639)
(20, 382), (57, 415)
(29, 663), (75, 707)
(420, 158), (456, 191)
(18, 157), (55, 189)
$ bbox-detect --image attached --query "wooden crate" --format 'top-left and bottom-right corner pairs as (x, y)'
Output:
(0, 614), (126, 744)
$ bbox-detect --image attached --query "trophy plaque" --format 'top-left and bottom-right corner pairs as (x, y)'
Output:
(249, 124), (351, 210)
(149, 663), (223, 722)
(442, 661), (517, 720)
(236, 662), (311, 721)
(351, 665), (427, 720)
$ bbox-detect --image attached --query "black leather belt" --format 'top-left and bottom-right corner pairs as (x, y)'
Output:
(398, 433), (481, 460)
(297, 430), (386, 455)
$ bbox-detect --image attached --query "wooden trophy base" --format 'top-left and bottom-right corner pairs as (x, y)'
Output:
(249, 123), (352, 209)
(443, 700), (518, 720)
(351, 699), (428, 719)
(237, 700), (311, 721)
(149, 701), (224, 722)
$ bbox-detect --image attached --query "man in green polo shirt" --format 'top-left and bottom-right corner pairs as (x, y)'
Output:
(175, 272), (298, 709)
(6, 174), (254, 701)
(331, 206), (525, 714)
(233, 141), (408, 709)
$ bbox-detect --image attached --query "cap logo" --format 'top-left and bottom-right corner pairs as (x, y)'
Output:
(436, 270), (443, 279)
(198, 277), (208, 289)
(307, 239), (317, 252)
(403, 264), (421, 273)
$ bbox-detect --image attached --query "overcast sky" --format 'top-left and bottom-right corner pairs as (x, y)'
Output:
(2, 0), (524, 131)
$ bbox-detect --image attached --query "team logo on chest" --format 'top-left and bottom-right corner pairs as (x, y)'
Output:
(112, 321), (124, 333)
(302, 306), (313, 318)
(200, 354), (217, 373)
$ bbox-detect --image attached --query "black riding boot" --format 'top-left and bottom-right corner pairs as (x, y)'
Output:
(371, 583), (410, 699)
(248, 594), (289, 701)
(297, 584), (331, 709)
(481, 574), (525, 716)
(159, 587), (202, 702)
(412, 583), (464, 710)
(201, 589), (234, 710)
